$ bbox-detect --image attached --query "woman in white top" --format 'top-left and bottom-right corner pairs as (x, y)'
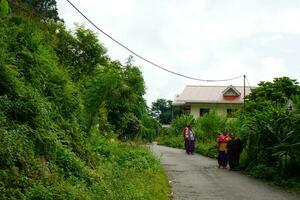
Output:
(185, 125), (195, 155)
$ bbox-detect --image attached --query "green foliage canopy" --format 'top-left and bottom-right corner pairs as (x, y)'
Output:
(24, 0), (60, 20)
(240, 77), (300, 181)
(246, 77), (300, 106)
(0, 0), (9, 17)
(150, 98), (180, 124)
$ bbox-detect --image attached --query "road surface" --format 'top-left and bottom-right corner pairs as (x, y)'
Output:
(150, 145), (300, 200)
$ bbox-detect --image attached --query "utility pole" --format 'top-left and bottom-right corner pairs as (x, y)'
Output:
(171, 104), (174, 122)
(243, 74), (246, 109)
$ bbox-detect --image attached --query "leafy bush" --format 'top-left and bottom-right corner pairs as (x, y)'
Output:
(236, 77), (300, 187)
(157, 135), (183, 149)
(194, 111), (226, 142)
(195, 141), (217, 158)
(0, 126), (35, 168)
(55, 147), (85, 178)
(140, 114), (160, 142)
(120, 112), (141, 140)
(278, 177), (300, 189)
(239, 103), (300, 178)
(26, 184), (53, 200)
(249, 164), (277, 181)
(168, 115), (194, 135)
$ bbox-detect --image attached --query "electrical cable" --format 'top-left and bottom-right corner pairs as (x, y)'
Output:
(65, 0), (244, 82)
(246, 76), (254, 89)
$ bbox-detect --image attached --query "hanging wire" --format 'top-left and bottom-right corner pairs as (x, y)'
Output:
(246, 76), (255, 90)
(65, 0), (244, 82)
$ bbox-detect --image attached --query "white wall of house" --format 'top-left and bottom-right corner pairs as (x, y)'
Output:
(189, 103), (242, 118)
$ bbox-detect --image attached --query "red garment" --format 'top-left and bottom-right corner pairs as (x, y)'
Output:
(217, 133), (228, 142)
(183, 127), (189, 140)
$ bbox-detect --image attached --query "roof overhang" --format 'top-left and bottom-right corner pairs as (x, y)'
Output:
(187, 101), (244, 104)
(172, 101), (186, 106)
(173, 100), (244, 105)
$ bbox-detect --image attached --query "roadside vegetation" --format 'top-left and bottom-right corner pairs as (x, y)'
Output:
(156, 114), (222, 158)
(0, 0), (168, 199)
(150, 98), (181, 124)
(156, 77), (300, 191)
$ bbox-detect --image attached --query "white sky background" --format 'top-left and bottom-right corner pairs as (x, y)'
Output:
(56, 0), (300, 105)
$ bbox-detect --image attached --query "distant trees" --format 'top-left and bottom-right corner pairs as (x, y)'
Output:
(150, 99), (181, 124)
(25, 0), (59, 20)
(246, 77), (300, 105)
(8, 0), (60, 20)
(54, 25), (108, 80)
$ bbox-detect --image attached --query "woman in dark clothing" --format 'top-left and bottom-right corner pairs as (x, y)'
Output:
(227, 135), (243, 170)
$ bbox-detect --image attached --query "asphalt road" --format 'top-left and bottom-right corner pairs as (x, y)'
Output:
(150, 144), (300, 200)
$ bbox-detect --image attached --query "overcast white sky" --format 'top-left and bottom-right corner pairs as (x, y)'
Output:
(56, 0), (300, 105)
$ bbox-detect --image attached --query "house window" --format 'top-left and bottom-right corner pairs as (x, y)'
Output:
(182, 106), (191, 115)
(200, 108), (210, 116)
(227, 108), (237, 118)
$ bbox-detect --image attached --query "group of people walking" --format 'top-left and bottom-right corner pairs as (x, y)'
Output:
(217, 131), (243, 170)
(182, 125), (243, 170)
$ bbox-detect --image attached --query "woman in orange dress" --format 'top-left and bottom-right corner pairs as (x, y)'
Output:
(217, 132), (230, 168)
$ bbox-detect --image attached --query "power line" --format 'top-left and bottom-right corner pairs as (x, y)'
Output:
(65, 0), (243, 82)
(245, 76), (254, 90)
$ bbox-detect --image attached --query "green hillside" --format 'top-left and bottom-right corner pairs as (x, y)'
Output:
(0, 0), (168, 199)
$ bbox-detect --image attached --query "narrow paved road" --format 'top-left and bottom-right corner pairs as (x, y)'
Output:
(150, 145), (300, 200)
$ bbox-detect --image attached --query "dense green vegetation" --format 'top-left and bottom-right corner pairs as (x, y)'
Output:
(239, 77), (300, 188)
(0, 1), (168, 199)
(156, 113), (222, 158)
(157, 77), (300, 190)
(150, 98), (181, 124)
(8, 0), (60, 21)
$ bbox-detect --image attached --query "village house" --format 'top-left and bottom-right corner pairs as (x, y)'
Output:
(173, 85), (252, 118)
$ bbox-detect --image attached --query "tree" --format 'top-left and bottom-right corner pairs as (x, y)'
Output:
(84, 56), (151, 139)
(0, 0), (9, 17)
(24, 0), (60, 20)
(106, 58), (147, 138)
(55, 25), (108, 80)
(239, 77), (300, 179)
(246, 77), (300, 105)
(151, 99), (180, 124)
